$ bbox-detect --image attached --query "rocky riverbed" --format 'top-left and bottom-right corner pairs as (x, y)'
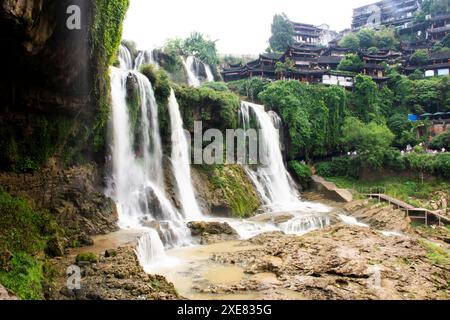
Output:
(46, 197), (449, 300)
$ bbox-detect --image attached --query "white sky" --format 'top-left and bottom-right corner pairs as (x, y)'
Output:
(123, 0), (376, 55)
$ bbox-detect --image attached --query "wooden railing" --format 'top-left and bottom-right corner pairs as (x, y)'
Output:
(362, 193), (450, 226)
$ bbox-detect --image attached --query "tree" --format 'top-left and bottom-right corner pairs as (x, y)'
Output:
(357, 28), (376, 49)
(342, 117), (395, 169)
(339, 33), (360, 51)
(352, 75), (380, 123)
(183, 32), (219, 67)
(337, 54), (364, 73)
(410, 49), (430, 66)
(443, 33), (450, 47)
(375, 27), (399, 50)
(275, 58), (296, 78)
(269, 13), (294, 53)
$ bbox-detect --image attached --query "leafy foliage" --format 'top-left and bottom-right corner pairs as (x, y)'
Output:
(337, 54), (364, 73)
(269, 13), (294, 53)
(174, 85), (240, 133)
(227, 78), (271, 102)
(410, 49), (430, 66)
(341, 117), (395, 169)
(430, 130), (450, 150)
(339, 27), (399, 51)
(288, 161), (312, 188)
(259, 81), (346, 160)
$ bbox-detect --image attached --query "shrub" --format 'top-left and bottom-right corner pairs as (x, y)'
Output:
(429, 130), (450, 150)
(316, 157), (360, 178)
(0, 252), (44, 300)
(201, 82), (229, 92)
(288, 161), (312, 188)
(76, 253), (98, 264)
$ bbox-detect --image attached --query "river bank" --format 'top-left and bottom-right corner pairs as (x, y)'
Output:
(47, 195), (449, 300)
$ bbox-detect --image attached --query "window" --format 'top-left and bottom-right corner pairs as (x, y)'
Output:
(425, 70), (435, 77)
(438, 68), (449, 76)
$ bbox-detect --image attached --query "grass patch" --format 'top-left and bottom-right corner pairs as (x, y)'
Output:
(0, 188), (58, 299)
(199, 164), (260, 218)
(0, 252), (44, 300)
(326, 176), (450, 210)
(419, 240), (450, 266)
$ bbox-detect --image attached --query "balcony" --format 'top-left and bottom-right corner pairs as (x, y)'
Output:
(428, 25), (450, 33)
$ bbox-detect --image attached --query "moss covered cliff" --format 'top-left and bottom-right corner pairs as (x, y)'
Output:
(0, 0), (129, 300)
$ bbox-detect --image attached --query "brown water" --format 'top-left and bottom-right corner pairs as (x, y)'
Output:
(71, 231), (307, 300)
(152, 241), (306, 300)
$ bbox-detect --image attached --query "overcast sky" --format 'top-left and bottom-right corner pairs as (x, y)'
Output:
(123, 0), (376, 55)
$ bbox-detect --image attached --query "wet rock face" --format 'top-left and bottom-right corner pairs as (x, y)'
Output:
(188, 221), (239, 245)
(53, 247), (180, 300)
(0, 164), (118, 247)
(0, 0), (93, 102)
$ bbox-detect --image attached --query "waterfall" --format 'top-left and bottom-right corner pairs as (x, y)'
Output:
(118, 45), (133, 70)
(135, 229), (166, 273)
(240, 101), (301, 211)
(134, 50), (159, 71)
(167, 90), (203, 220)
(183, 56), (214, 87)
(240, 101), (331, 232)
(109, 45), (194, 270)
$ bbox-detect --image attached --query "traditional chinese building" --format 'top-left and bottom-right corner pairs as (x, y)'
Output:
(352, 0), (421, 31)
(291, 22), (338, 46)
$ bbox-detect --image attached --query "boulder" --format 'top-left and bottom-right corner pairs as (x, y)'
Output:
(187, 221), (238, 237)
(249, 213), (294, 224)
(46, 236), (65, 257)
(312, 175), (353, 203)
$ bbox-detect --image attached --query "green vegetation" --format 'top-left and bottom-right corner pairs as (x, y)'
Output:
(201, 82), (230, 92)
(156, 32), (219, 82)
(199, 165), (260, 218)
(337, 54), (364, 73)
(339, 27), (399, 51)
(90, 0), (130, 153)
(76, 252), (98, 264)
(342, 117), (395, 169)
(268, 13), (294, 53)
(419, 240), (450, 266)
(0, 115), (90, 172)
(410, 49), (430, 66)
(259, 81), (346, 160)
(174, 85), (240, 133)
(0, 253), (44, 300)
(0, 188), (59, 299)
(325, 176), (450, 210)
(227, 78), (271, 102)
(430, 130), (450, 150)
(288, 161), (312, 189)
(275, 58), (296, 77)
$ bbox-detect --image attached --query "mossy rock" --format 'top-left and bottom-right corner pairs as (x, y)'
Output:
(75, 252), (98, 264)
(105, 249), (117, 258)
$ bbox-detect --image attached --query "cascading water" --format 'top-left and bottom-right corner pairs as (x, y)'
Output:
(239, 101), (330, 233)
(167, 90), (203, 220)
(109, 46), (191, 270)
(134, 50), (159, 70)
(118, 44), (133, 70)
(183, 55), (214, 87)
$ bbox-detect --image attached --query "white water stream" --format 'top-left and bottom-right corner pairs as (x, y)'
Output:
(109, 45), (331, 273)
(183, 55), (214, 87)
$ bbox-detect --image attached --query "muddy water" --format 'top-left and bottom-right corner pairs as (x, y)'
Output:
(152, 241), (306, 300)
